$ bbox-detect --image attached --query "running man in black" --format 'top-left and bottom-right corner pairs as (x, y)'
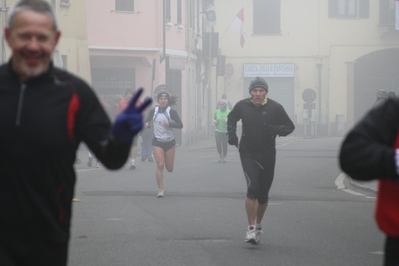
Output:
(227, 77), (295, 244)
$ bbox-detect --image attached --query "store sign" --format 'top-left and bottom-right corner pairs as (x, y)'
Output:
(244, 64), (295, 77)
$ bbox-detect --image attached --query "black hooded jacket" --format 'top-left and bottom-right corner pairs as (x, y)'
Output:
(228, 98), (295, 155)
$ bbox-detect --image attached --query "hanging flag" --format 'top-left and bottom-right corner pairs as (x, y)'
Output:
(396, 0), (399, 30)
(229, 8), (246, 48)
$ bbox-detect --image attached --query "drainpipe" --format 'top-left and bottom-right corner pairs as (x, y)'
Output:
(161, 0), (166, 63)
(317, 63), (322, 134)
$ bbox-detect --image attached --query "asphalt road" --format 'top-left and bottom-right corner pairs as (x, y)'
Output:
(68, 137), (384, 266)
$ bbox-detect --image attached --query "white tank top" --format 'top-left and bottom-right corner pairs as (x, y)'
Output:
(153, 106), (175, 142)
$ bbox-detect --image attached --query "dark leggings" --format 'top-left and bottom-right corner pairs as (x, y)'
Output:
(0, 241), (68, 266)
(384, 236), (399, 266)
(240, 153), (275, 204)
(215, 131), (228, 156)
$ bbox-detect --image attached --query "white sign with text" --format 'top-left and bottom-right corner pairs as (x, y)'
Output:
(244, 64), (295, 77)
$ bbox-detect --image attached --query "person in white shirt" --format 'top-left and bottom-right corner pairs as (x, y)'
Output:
(144, 91), (183, 198)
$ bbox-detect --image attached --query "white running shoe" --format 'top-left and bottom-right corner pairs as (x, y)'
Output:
(157, 189), (164, 198)
(245, 229), (258, 244)
(255, 229), (262, 244)
(130, 161), (136, 170)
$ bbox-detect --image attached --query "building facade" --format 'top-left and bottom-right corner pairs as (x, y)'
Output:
(86, 0), (214, 145)
(213, 0), (399, 136)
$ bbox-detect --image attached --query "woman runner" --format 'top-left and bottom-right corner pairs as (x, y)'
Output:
(144, 91), (183, 197)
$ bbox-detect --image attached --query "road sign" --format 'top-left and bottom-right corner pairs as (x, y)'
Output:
(302, 88), (317, 103)
(224, 63), (233, 77)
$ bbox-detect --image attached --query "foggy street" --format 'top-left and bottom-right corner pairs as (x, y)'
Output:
(69, 137), (383, 266)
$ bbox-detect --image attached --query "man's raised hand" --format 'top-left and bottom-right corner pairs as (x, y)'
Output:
(111, 88), (152, 144)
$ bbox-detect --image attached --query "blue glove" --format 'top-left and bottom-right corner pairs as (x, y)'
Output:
(111, 88), (152, 144)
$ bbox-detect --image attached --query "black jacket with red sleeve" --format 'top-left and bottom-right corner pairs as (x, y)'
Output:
(339, 97), (399, 237)
(0, 61), (131, 243)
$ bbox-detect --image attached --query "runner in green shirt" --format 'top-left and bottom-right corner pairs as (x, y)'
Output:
(213, 100), (231, 162)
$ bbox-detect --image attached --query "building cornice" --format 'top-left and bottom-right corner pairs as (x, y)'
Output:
(89, 46), (160, 52)
(89, 46), (188, 57)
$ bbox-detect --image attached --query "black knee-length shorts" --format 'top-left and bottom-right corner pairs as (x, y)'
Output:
(240, 153), (276, 204)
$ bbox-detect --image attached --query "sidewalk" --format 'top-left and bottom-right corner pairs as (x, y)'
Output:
(175, 139), (216, 153)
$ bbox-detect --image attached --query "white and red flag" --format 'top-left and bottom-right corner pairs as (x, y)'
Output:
(396, 0), (399, 30)
(229, 8), (246, 48)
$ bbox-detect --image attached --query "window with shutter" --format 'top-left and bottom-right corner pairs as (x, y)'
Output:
(115, 0), (134, 12)
(328, 0), (369, 19)
(253, 0), (280, 34)
(359, 0), (369, 18)
(177, 0), (182, 25)
(165, 0), (171, 22)
(379, 0), (395, 25)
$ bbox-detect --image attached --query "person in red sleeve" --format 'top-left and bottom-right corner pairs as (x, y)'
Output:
(340, 97), (399, 266)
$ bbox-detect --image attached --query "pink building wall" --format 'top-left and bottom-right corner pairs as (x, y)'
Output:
(86, 0), (187, 143)
(86, 1), (161, 48)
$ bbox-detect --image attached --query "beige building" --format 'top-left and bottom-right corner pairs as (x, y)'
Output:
(213, 0), (399, 136)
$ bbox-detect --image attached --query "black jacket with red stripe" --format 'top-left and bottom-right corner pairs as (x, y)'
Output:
(0, 61), (131, 243)
(339, 97), (399, 237)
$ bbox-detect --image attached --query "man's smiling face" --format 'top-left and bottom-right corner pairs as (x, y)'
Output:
(5, 10), (60, 81)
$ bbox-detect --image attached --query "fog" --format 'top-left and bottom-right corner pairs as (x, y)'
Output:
(8, 1), (380, 144)
(43, 0), (397, 264)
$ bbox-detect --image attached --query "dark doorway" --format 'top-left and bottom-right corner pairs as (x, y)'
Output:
(354, 48), (399, 122)
(91, 68), (136, 95)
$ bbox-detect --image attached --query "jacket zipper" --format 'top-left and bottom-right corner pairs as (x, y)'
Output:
(15, 83), (26, 127)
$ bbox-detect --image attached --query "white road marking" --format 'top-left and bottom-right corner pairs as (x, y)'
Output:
(342, 189), (365, 196)
(76, 168), (100, 172)
(335, 173), (346, 190)
(335, 173), (368, 197)
(107, 218), (123, 221)
(369, 251), (384, 255)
